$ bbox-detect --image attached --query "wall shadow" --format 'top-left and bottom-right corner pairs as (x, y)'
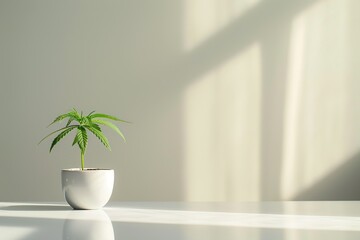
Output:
(260, 21), (291, 200)
(293, 152), (360, 200)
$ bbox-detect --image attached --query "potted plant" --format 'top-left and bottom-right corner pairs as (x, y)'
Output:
(39, 108), (128, 210)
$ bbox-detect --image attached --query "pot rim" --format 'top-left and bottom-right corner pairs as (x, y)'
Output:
(62, 168), (114, 172)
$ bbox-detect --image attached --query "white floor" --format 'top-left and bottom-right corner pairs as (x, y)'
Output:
(0, 201), (359, 239)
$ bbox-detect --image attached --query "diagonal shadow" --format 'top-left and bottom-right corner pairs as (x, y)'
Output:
(131, 0), (320, 96)
(180, 0), (318, 85)
(293, 151), (360, 200)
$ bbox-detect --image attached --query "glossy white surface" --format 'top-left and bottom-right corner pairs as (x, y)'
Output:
(0, 201), (360, 239)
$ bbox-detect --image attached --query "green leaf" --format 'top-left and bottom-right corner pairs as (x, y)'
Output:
(39, 125), (77, 144)
(89, 113), (130, 123)
(85, 116), (101, 130)
(92, 119), (126, 142)
(72, 135), (78, 146)
(90, 123), (101, 131)
(87, 110), (96, 117)
(66, 117), (74, 127)
(85, 126), (111, 151)
(50, 126), (77, 152)
(47, 109), (82, 127)
(76, 126), (88, 152)
(47, 113), (71, 127)
(71, 108), (82, 120)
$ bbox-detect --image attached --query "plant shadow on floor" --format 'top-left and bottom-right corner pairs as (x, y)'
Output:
(0, 204), (71, 211)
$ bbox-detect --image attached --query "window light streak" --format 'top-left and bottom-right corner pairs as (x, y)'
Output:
(281, 11), (306, 200)
(2, 207), (360, 231)
(183, 43), (261, 201)
(106, 208), (360, 231)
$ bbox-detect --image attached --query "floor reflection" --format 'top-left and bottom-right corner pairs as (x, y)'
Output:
(63, 210), (114, 240)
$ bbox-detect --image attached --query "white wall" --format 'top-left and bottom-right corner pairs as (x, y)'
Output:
(0, 0), (359, 202)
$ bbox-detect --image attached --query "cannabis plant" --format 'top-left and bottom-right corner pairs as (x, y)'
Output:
(39, 109), (127, 170)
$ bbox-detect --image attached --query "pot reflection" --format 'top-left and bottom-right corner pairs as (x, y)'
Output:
(63, 210), (114, 240)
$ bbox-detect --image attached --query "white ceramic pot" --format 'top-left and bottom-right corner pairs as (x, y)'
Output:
(61, 168), (114, 210)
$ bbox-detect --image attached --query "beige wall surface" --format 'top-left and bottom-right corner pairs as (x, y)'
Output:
(0, 0), (359, 201)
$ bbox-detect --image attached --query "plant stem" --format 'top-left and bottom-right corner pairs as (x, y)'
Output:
(81, 151), (85, 170)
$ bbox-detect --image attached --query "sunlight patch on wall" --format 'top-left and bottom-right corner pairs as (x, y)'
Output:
(281, 6), (306, 200)
(183, 43), (262, 201)
(281, 0), (359, 200)
(183, 0), (260, 51)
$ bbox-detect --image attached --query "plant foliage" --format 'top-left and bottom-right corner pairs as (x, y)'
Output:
(39, 108), (128, 170)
